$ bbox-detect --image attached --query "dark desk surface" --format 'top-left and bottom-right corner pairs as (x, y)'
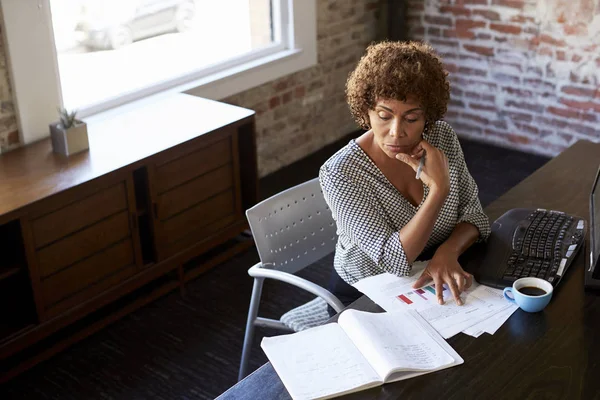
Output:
(218, 140), (600, 400)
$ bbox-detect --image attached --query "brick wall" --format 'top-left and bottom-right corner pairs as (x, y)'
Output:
(406, 0), (600, 155)
(224, 0), (385, 176)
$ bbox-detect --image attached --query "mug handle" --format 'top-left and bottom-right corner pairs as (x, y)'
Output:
(503, 287), (516, 303)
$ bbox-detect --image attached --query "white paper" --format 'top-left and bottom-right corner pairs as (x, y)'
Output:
(261, 323), (381, 400)
(353, 263), (513, 339)
(339, 309), (457, 381)
(261, 309), (464, 400)
(462, 305), (518, 337)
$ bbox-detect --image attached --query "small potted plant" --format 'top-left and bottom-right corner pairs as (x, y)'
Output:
(49, 107), (89, 156)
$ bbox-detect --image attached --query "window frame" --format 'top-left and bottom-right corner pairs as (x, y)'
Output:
(0, 0), (317, 145)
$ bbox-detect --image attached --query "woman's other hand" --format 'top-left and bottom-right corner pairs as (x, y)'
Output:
(411, 250), (473, 305)
(396, 140), (450, 197)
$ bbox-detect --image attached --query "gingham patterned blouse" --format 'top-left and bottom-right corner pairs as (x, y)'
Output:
(319, 120), (491, 284)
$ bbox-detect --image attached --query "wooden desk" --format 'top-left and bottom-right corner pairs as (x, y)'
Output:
(218, 139), (600, 400)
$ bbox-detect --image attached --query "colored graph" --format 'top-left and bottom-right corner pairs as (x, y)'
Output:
(396, 284), (447, 305)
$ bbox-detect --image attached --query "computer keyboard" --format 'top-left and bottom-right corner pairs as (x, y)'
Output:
(502, 209), (586, 285)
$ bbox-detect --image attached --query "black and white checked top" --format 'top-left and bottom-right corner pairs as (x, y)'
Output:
(319, 120), (491, 284)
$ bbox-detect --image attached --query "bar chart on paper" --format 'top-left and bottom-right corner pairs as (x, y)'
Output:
(396, 284), (448, 306)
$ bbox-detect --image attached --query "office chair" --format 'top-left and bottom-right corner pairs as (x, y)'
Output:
(238, 177), (345, 381)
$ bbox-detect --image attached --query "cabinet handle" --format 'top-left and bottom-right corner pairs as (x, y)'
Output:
(153, 202), (158, 219)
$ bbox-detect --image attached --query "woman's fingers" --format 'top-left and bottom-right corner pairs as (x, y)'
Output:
(463, 272), (474, 290)
(396, 153), (420, 171)
(433, 276), (444, 305)
(412, 270), (433, 289)
(446, 276), (463, 306)
(455, 272), (466, 292)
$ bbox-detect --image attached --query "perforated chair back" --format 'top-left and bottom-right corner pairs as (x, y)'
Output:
(246, 178), (337, 274)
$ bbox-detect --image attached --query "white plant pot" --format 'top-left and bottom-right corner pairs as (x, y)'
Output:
(49, 120), (89, 156)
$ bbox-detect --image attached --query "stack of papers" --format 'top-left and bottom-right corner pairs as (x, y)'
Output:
(353, 262), (518, 339)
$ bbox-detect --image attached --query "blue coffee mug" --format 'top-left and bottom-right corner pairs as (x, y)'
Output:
(503, 277), (553, 313)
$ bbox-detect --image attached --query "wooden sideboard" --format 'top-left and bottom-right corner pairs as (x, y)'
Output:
(0, 94), (258, 381)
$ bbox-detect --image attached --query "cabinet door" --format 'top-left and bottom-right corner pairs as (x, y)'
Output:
(26, 175), (143, 320)
(150, 129), (243, 260)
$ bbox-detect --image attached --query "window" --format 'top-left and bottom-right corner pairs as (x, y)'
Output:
(1, 0), (316, 144)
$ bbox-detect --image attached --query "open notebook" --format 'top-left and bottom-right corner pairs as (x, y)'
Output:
(261, 309), (463, 400)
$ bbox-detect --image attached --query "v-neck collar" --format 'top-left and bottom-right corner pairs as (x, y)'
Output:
(350, 139), (428, 210)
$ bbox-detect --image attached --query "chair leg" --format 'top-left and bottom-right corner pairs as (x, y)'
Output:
(238, 277), (265, 381)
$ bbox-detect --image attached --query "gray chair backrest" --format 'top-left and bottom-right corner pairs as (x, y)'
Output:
(246, 178), (337, 274)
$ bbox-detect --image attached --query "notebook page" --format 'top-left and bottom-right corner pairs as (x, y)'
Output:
(338, 309), (459, 382)
(261, 323), (382, 400)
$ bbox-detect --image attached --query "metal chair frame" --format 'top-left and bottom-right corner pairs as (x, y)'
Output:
(238, 178), (344, 380)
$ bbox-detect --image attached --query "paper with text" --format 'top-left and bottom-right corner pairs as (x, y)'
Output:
(339, 309), (460, 382)
(353, 265), (512, 338)
(261, 323), (381, 400)
(261, 309), (463, 400)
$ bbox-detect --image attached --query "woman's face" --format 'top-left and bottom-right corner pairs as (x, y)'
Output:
(367, 96), (426, 160)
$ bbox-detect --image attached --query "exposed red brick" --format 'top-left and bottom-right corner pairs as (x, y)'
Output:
(430, 39), (460, 48)
(548, 106), (583, 119)
(428, 27), (442, 36)
(514, 122), (539, 135)
(491, 0), (525, 8)
(524, 79), (556, 91)
(456, 19), (486, 30)
(477, 33), (493, 40)
(295, 86), (306, 99)
(473, 9), (501, 20)
(559, 98), (600, 113)
(563, 23), (587, 36)
(465, 91), (495, 102)
(424, 16), (453, 26)
(269, 96), (281, 109)
(410, 27), (426, 36)
(490, 23), (521, 35)
(556, 50), (567, 61)
(464, 44), (494, 56)
(458, 67), (488, 77)
(445, 63), (459, 73)
(7, 130), (19, 145)
(450, 99), (466, 107)
(506, 134), (531, 144)
(493, 73), (520, 84)
(440, 5), (471, 16)
(538, 47), (553, 57)
(502, 87), (533, 97)
(491, 119), (509, 130)
(462, 113), (489, 124)
(572, 54), (583, 63)
(540, 34), (566, 47)
(508, 112), (533, 122)
(451, 87), (464, 96)
(470, 103), (497, 112)
(561, 85), (598, 98)
(282, 91), (293, 104)
(505, 100), (544, 113)
(461, 0), (487, 4)
(510, 15), (535, 23)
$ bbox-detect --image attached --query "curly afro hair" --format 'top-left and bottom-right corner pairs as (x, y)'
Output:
(346, 40), (450, 129)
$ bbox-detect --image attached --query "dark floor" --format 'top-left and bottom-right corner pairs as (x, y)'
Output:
(1, 134), (550, 400)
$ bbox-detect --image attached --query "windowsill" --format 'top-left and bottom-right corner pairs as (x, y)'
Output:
(80, 47), (313, 120)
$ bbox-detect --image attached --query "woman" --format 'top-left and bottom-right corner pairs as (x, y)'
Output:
(320, 41), (491, 313)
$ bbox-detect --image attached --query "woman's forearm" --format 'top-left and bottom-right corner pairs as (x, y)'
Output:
(399, 188), (447, 263)
(435, 221), (480, 259)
